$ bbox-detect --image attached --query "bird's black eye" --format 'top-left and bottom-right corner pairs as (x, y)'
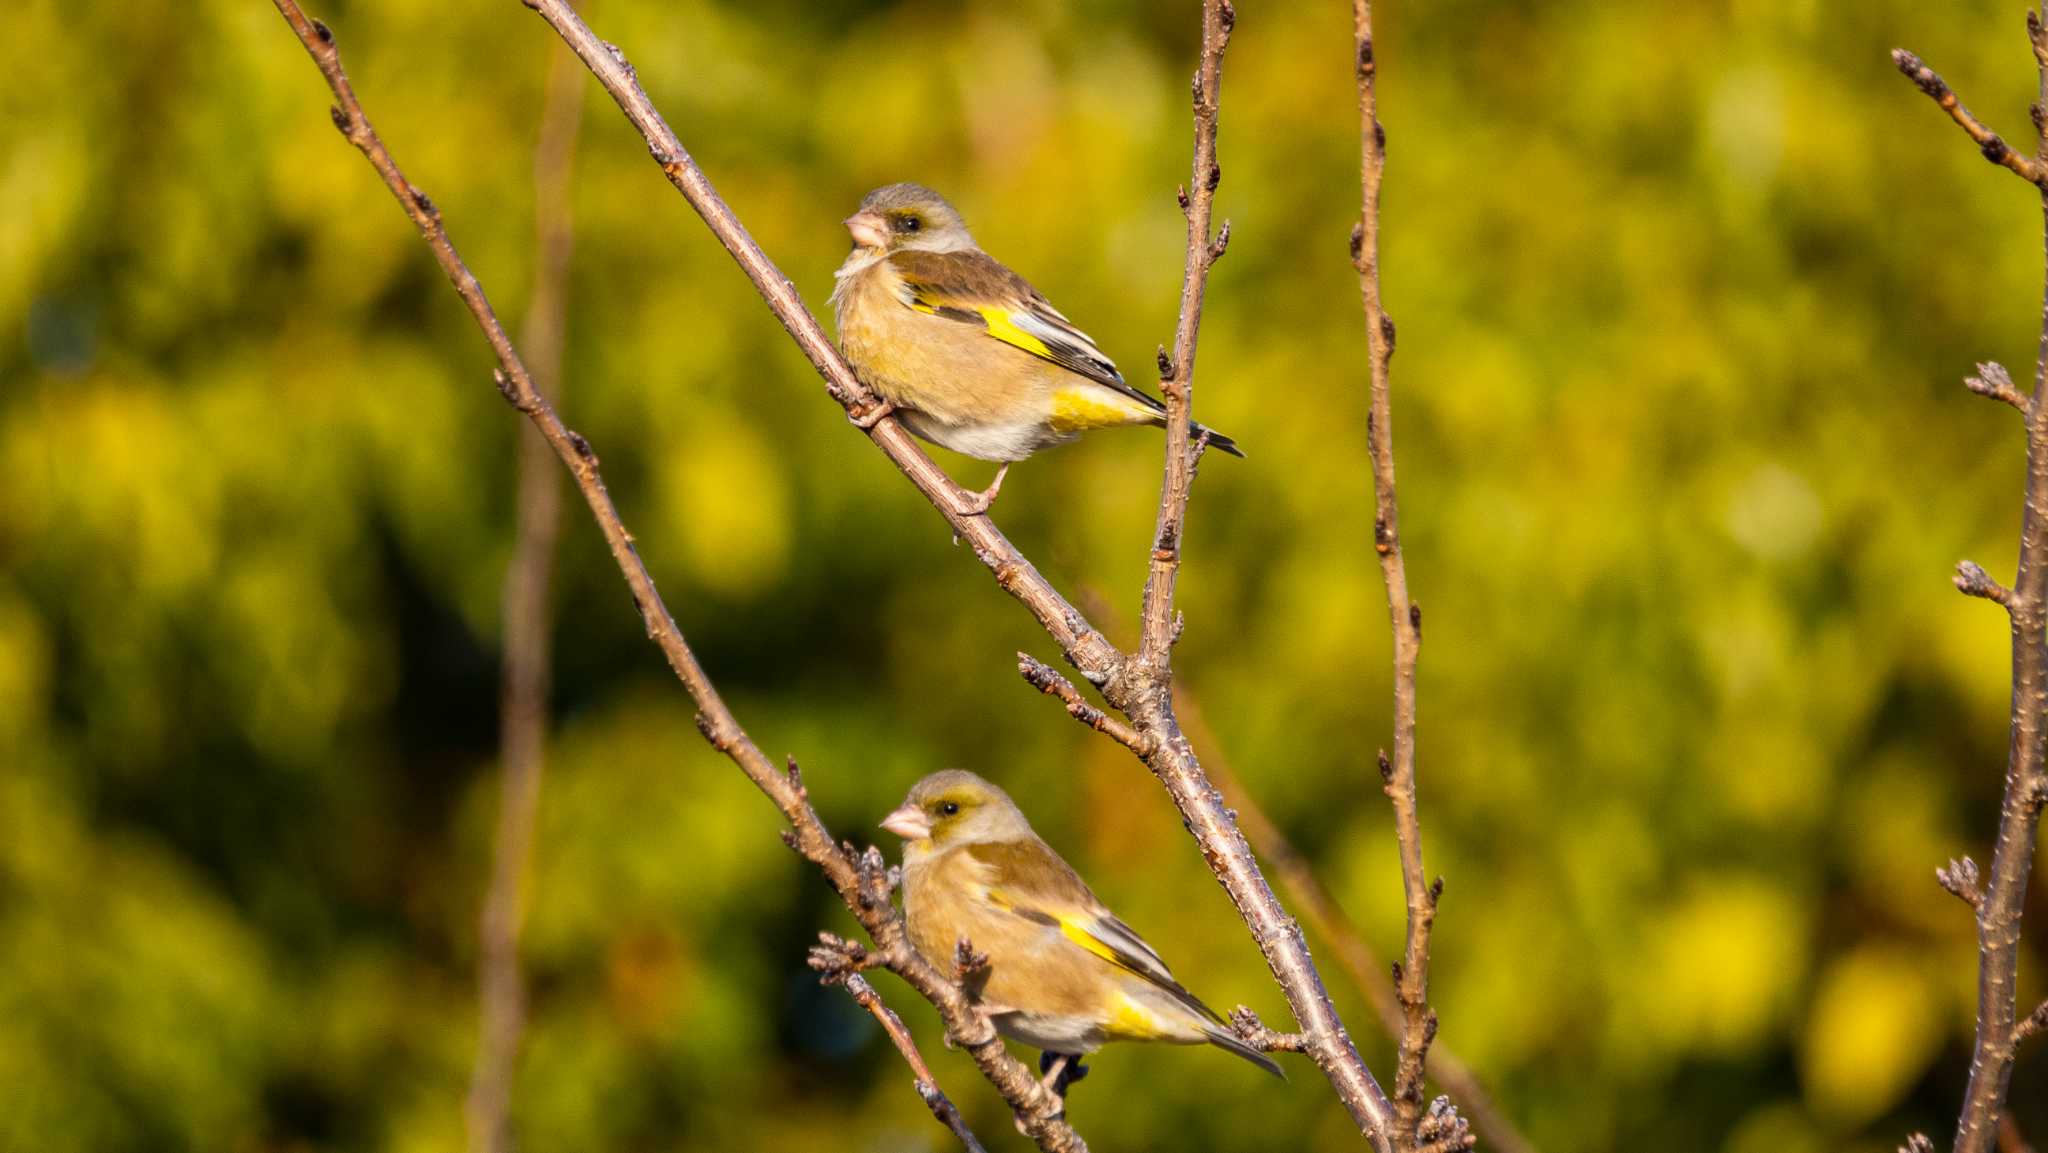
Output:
(899, 214), (922, 233)
(938, 801), (960, 817)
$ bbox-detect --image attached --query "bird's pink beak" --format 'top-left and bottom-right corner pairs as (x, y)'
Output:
(844, 211), (889, 250)
(880, 803), (932, 841)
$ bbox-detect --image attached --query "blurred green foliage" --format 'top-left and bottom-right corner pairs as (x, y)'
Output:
(3, 0), (2046, 1149)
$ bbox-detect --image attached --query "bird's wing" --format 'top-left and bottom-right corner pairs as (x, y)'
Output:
(967, 838), (1224, 1025)
(888, 249), (1167, 414)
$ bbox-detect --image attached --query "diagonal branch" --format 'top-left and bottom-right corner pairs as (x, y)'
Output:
(514, 1), (1404, 1146)
(1185, 694), (1535, 1153)
(467, 15), (585, 1153)
(817, 969), (990, 1153)
(517, 0), (1120, 681)
(1350, 4), (1457, 1150)
(1892, 49), (2048, 189)
(1894, 13), (2048, 1153)
(268, 5), (1082, 1148)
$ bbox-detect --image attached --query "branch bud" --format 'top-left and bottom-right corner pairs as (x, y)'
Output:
(1937, 856), (1983, 907)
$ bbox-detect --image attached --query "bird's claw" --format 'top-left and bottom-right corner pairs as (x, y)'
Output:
(952, 462), (1010, 517)
(1037, 1051), (1089, 1098)
(848, 400), (895, 430)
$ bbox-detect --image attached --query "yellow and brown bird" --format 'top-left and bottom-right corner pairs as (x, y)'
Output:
(830, 183), (1241, 511)
(880, 770), (1283, 1083)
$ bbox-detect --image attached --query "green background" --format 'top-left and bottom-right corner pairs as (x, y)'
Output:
(3, 0), (2045, 1150)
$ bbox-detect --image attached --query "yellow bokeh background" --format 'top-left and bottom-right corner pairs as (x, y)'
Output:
(3, 1), (2045, 1150)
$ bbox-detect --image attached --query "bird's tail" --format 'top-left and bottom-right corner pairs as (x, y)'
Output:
(1203, 1023), (1286, 1079)
(1192, 422), (1244, 458)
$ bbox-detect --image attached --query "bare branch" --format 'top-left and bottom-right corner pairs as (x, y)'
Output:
(1351, 3), (1445, 1149)
(816, 968), (991, 1153)
(2014, 998), (2048, 1046)
(1897, 14), (2048, 1153)
(466, 23), (584, 1153)
(1416, 1097), (1476, 1153)
(1135, 0), (1232, 667)
(515, 1), (1401, 1144)
(1228, 1006), (1311, 1053)
(1186, 694), (1537, 1153)
(269, 5), (1082, 1147)
(515, 0), (1123, 681)
(1940, 856), (1986, 908)
(1957, 561), (2017, 608)
(1892, 49), (2048, 188)
(1968, 361), (2032, 413)
(1019, 653), (1154, 755)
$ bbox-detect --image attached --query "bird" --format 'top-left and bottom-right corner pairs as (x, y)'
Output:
(829, 183), (1242, 513)
(880, 769), (1284, 1089)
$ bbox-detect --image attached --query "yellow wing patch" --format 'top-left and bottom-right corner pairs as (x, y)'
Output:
(1107, 993), (1174, 1040)
(905, 295), (1058, 360)
(1059, 919), (1134, 969)
(980, 309), (1057, 359)
(1050, 386), (1152, 433)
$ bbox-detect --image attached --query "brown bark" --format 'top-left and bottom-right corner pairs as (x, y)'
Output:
(465, 21), (584, 1153)
(515, 0), (1405, 1144)
(1891, 24), (2048, 1153)
(269, 4), (1083, 1148)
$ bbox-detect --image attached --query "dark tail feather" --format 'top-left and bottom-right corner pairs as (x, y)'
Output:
(1204, 1025), (1286, 1079)
(1194, 422), (1244, 458)
(1151, 417), (1245, 457)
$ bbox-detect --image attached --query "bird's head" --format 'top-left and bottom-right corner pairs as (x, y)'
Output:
(881, 769), (1029, 850)
(844, 183), (975, 256)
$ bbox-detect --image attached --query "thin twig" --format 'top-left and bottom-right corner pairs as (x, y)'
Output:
(1967, 361), (2032, 414)
(268, 6), (1082, 1148)
(1227, 1006), (1312, 1053)
(1184, 694), (1536, 1153)
(1018, 654), (1153, 755)
(1350, 5), (1456, 1151)
(1894, 14), (2048, 1153)
(2015, 998), (2048, 1045)
(819, 970), (991, 1153)
(466, 14), (584, 1153)
(1134, 0), (1231, 669)
(1957, 562), (2018, 608)
(1892, 49), (2048, 188)
(515, 1), (1404, 1145)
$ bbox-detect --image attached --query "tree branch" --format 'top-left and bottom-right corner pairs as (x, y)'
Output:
(2014, 998), (2048, 1046)
(515, 0), (1122, 681)
(268, 5), (1082, 1148)
(1967, 361), (2032, 414)
(1135, 0), (1231, 668)
(1956, 561), (2017, 609)
(1892, 49), (2048, 188)
(1227, 1006), (1311, 1053)
(514, 1), (1404, 1146)
(1185, 694), (1536, 1153)
(1018, 654), (1153, 756)
(1895, 14), (2048, 1153)
(1350, 5), (1457, 1151)
(467, 15), (584, 1153)
(815, 967), (991, 1153)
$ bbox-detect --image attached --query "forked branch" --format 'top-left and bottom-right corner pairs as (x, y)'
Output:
(269, 4), (1081, 1148)
(515, 0), (1405, 1145)
(815, 968), (990, 1153)
(1350, 3), (1461, 1150)
(1893, 13), (2048, 1153)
